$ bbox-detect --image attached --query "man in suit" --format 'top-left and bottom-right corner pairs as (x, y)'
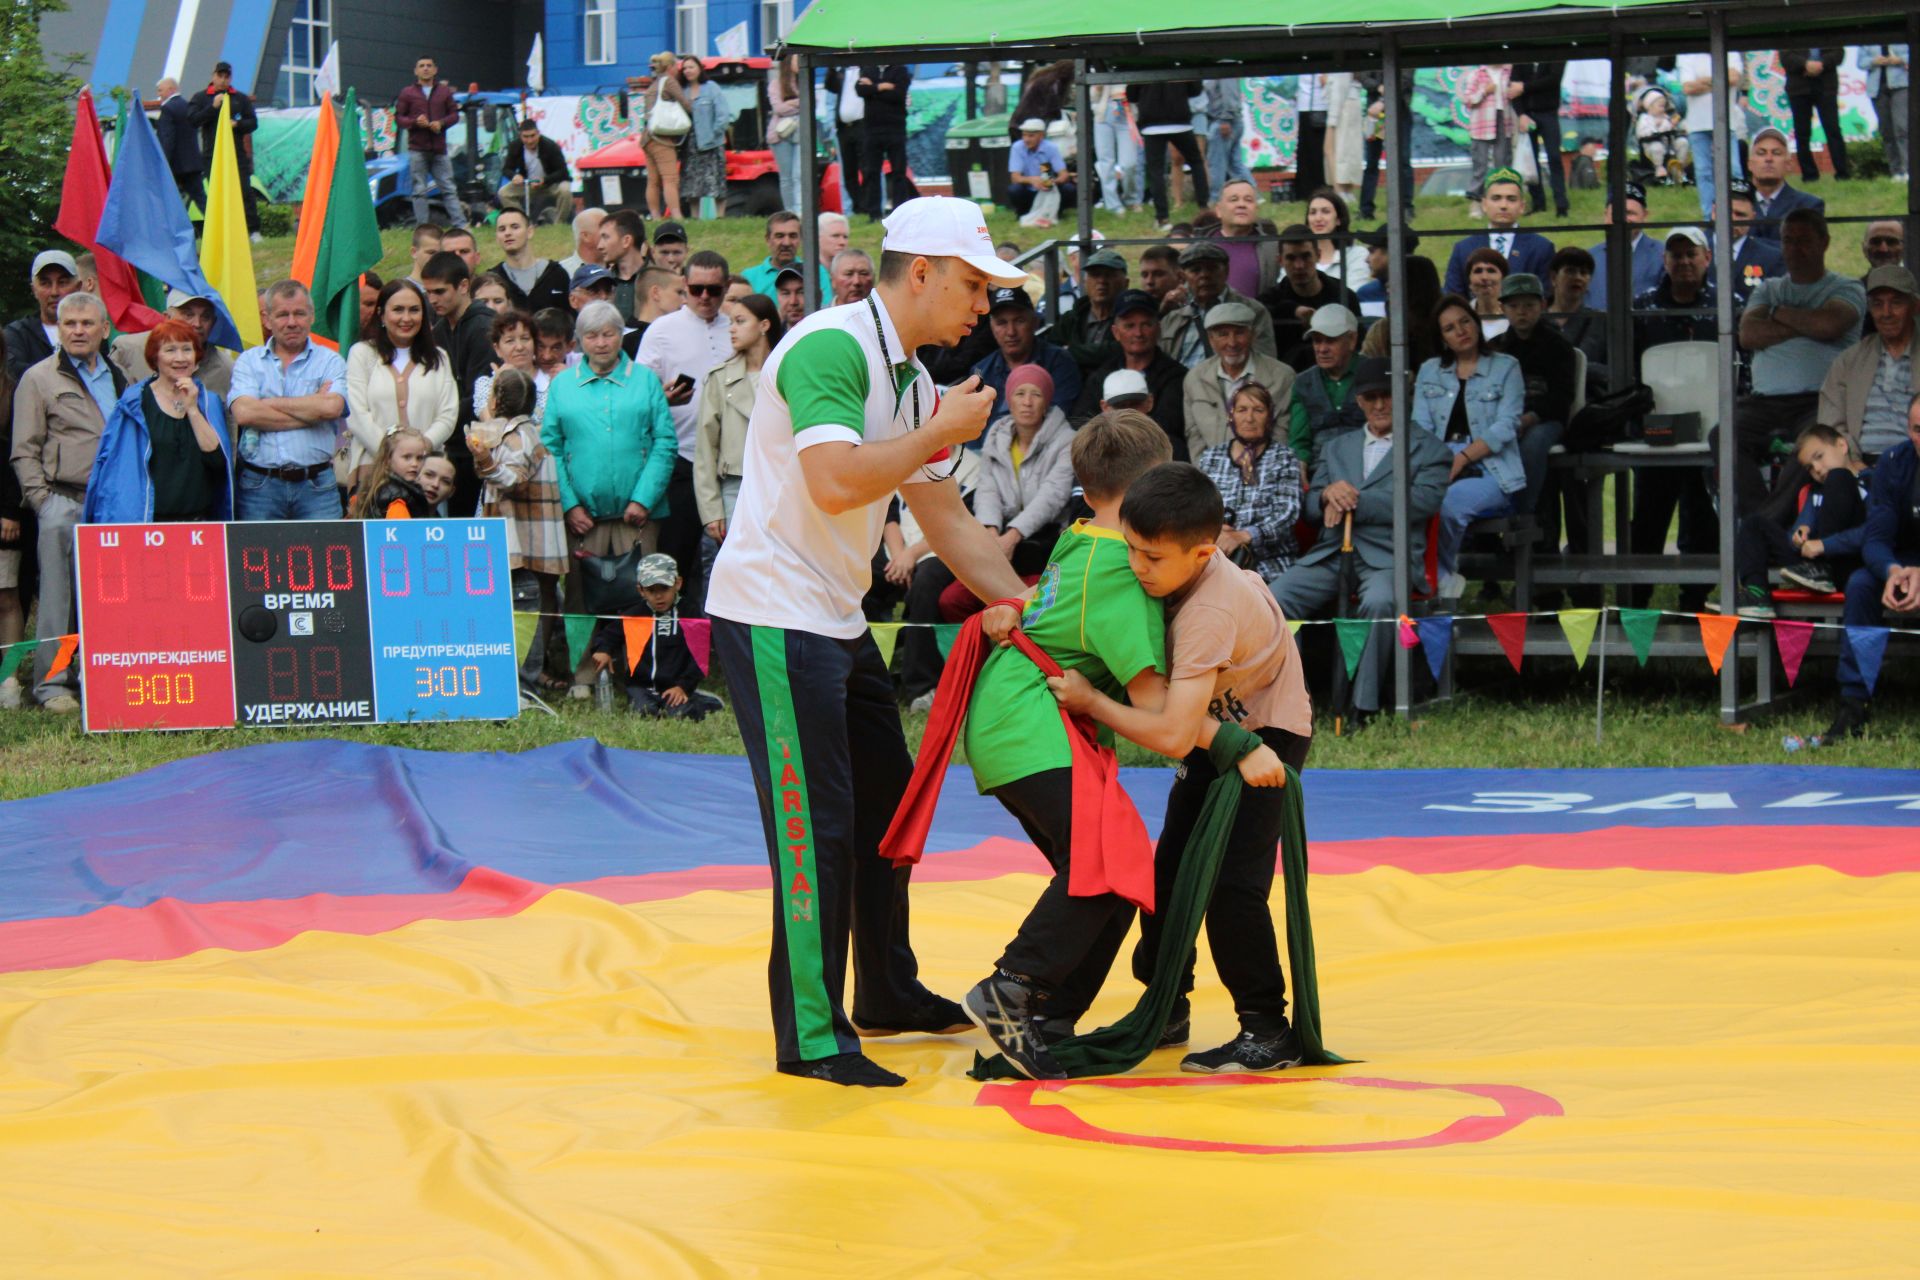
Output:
(1723, 178), (1787, 306)
(856, 64), (916, 219)
(152, 78), (211, 215)
(189, 62), (259, 236)
(1585, 181), (1662, 311)
(1443, 168), (1556, 295)
(1271, 356), (1451, 726)
(1778, 49), (1852, 182)
(1746, 127), (1825, 242)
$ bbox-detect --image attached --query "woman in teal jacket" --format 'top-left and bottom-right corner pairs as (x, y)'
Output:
(1411, 293), (1526, 590)
(84, 319), (233, 524)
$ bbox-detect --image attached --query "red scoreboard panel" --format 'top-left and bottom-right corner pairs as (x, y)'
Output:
(75, 523), (238, 732)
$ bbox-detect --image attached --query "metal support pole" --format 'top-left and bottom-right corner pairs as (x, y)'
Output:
(1710, 14), (1738, 722)
(1384, 34), (1412, 717)
(1075, 61), (1095, 253)
(1908, 15), (1920, 254)
(1605, 33), (1631, 393)
(798, 55), (820, 313)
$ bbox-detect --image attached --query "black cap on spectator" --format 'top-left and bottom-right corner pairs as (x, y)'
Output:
(214, 61), (233, 76)
(989, 286), (1035, 313)
(1609, 180), (1648, 209)
(1726, 177), (1756, 202)
(1177, 241), (1228, 267)
(653, 221), (688, 245)
(1357, 226), (1420, 252)
(1352, 356), (1394, 397)
(1111, 289), (1159, 320)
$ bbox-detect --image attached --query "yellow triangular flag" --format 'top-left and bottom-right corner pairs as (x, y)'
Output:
(870, 622), (902, 669)
(1557, 608), (1600, 670)
(1287, 619), (1303, 636)
(200, 94), (263, 348)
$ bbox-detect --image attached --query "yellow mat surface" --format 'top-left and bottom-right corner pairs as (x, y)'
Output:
(3, 862), (1916, 1277)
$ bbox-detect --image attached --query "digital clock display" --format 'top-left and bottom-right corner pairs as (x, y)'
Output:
(228, 521), (377, 726)
(75, 523), (237, 732)
(363, 519), (519, 722)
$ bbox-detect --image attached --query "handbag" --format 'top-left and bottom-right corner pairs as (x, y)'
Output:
(1564, 382), (1654, 451)
(1506, 106), (1540, 183)
(772, 113), (799, 143)
(649, 95), (691, 140)
(573, 541), (649, 615)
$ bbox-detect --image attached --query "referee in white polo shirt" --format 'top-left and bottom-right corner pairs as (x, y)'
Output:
(706, 197), (1035, 1087)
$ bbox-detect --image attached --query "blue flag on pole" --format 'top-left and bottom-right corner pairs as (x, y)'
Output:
(1844, 625), (1890, 696)
(1415, 615), (1453, 684)
(95, 96), (247, 351)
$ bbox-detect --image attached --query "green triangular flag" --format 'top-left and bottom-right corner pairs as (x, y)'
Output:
(310, 89), (384, 346)
(1557, 608), (1601, 670)
(0, 640), (32, 682)
(563, 614), (598, 670)
(934, 623), (961, 659)
(1618, 608), (1660, 667)
(870, 622), (901, 669)
(1333, 617), (1371, 678)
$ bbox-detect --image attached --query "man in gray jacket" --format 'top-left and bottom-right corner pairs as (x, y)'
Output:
(1183, 300), (1295, 460)
(1817, 264), (1920, 460)
(1271, 357), (1450, 724)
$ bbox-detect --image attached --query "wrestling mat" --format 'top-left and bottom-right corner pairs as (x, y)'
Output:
(0, 742), (1915, 1277)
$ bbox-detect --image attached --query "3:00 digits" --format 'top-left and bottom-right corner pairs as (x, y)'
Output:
(415, 665), (482, 697)
(123, 672), (197, 706)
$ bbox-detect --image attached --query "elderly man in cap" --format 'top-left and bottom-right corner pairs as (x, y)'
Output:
(1286, 304), (1364, 469)
(1075, 289), (1190, 455)
(1050, 247), (1130, 371)
(1721, 178), (1787, 306)
(1259, 225), (1360, 367)
(1007, 118), (1074, 225)
(1272, 356), (1451, 728)
(1746, 126), (1826, 242)
(1184, 300), (1296, 460)
(1490, 273), (1577, 516)
(109, 290), (236, 394)
(1817, 265), (1920, 461)
(6, 251), (83, 383)
(1163, 240), (1277, 370)
(970, 286), (1081, 419)
(1585, 181), (1661, 312)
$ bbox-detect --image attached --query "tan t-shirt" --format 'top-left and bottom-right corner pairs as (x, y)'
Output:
(1167, 550), (1313, 737)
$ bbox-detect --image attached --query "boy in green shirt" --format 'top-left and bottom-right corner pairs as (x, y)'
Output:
(958, 411), (1174, 1080)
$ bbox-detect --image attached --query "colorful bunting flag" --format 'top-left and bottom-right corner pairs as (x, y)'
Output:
(1618, 608), (1660, 666)
(1772, 619), (1814, 687)
(513, 610), (540, 659)
(1557, 609), (1600, 670)
(200, 94), (263, 348)
(681, 618), (711, 675)
(309, 89), (384, 347)
(934, 624), (961, 658)
(1414, 615), (1452, 683)
(869, 622), (902, 669)
(621, 616), (654, 675)
(562, 615), (597, 670)
(0, 640), (33, 682)
(48, 635), (79, 677)
(1486, 613), (1529, 674)
(1334, 618), (1371, 678)
(1696, 613), (1740, 675)
(1845, 625), (1890, 696)
(1286, 619), (1303, 636)
(55, 89), (164, 334)
(1397, 615), (1419, 648)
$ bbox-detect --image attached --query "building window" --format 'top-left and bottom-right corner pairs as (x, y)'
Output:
(278, 0), (332, 105)
(584, 0), (617, 66)
(760, 0), (792, 48)
(675, 0), (708, 57)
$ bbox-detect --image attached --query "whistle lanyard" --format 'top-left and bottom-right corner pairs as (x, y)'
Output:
(868, 294), (958, 480)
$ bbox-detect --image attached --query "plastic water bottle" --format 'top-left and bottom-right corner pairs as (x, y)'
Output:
(594, 668), (615, 713)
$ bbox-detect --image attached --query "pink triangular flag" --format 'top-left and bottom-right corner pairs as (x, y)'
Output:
(681, 617), (711, 675)
(1772, 619), (1813, 688)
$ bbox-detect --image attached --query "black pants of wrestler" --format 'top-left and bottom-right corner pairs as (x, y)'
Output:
(657, 456), (706, 614)
(989, 767), (1130, 1014)
(713, 617), (930, 1063)
(1063, 725), (1313, 1034)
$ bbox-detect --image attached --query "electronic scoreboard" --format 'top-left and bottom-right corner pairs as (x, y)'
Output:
(76, 519), (519, 732)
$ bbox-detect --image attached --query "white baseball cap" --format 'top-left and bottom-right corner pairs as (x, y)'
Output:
(1018, 117), (1048, 133)
(31, 250), (79, 280)
(1306, 304), (1358, 339)
(881, 197), (1029, 285)
(1102, 368), (1151, 403)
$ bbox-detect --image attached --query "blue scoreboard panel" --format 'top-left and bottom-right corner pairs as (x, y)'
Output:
(363, 519), (521, 723)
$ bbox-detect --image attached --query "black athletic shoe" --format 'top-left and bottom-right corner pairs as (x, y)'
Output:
(1039, 1016), (1076, 1044)
(964, 972), (1068, 1080)
(1156, 1013), (1191, 1049)
(1780, 561), (1838, 594)
(1180, 1025), (1306, 1074)
(776, 1053), (907, 1088)
(1818, 697), (1871, 745)
(852, 992), (972, 1038)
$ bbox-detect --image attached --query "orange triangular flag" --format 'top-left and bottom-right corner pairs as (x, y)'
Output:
(1486, 612), (1529, 674)
(1696, 613), (1740, 674)
(622, 615), (654, 675)
(47, 634), (79, 676)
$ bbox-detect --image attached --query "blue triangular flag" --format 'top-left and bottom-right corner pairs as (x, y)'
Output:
(1415, 615), (1453, 684)
(95, 95), (246, 351)
(1845, 625), (1890, 696)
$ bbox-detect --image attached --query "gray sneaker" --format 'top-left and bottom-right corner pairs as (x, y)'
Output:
(964, 972), (1067, 1080)
(1779, 562), (1838, 594)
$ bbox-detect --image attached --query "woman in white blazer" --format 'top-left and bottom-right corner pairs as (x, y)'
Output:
(344, 279), (458, 486)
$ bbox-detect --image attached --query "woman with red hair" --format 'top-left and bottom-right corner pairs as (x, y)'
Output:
(83, 318), (233, 523)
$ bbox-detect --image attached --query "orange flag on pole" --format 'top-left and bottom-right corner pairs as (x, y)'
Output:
(291, 99), (341, 291)
(1696, 613), (1740, 675)
(622, 616), (655, 675)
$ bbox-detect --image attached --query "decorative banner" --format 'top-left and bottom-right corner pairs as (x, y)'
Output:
(622, 617), (654, 676)
(1397, 615), (1419, 649)
(1335, 618), (1372, 678)
(1696, 614), (1741, 675)
(563, 615), (598, 671)
(1414, 616), (1453, 683)
(1557, 609), (1601, 671)
(869, 622), (902, 670)
(1618, 608), (1661, 667)
(682, 618), (712, 676)
(1772, 620), (1814, 687)
(48, 635), (79, 678)
(1845, 625), (1891, 696)
(514, 611), (540, 659)
(0, 640), (34, 682)
(1487, 613), (1529, 674)
(934, 624), (961, 659)
(1287, 619), (1304, 636)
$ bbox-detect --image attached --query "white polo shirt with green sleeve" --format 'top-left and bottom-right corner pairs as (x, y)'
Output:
(706, 292), (949, 639)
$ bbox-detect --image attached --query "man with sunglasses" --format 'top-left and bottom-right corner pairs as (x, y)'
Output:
(706, 197), (1035, 1089)
(638, 250), (734, 609)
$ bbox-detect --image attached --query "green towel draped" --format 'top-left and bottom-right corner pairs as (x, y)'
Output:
(971, 723), (1348, 1080)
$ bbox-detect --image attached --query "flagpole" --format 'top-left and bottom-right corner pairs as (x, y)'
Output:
(1595, 607), (1608, 745)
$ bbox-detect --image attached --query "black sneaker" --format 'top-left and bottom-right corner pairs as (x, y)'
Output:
(1734, 583), (1777, 619)
(1157, 1013), (1190, 1049)
(964, 972), (1068, 1080)
(1817, 697), (1871, 745)
(1039, 1016), (1076, 1044)
(852, 992), (971, 1038)
(1180, 1025), (1306, 1074)
(1780, 562), (1838, 594)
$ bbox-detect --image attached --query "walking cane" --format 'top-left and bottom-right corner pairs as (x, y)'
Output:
(1331, 511), (1356, 736)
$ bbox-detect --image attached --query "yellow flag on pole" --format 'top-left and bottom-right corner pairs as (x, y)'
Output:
(200, 94), (263, 348)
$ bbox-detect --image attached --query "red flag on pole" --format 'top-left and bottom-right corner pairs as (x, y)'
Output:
(55, 89), (165, 334)
(1486, 612), (1529, 674)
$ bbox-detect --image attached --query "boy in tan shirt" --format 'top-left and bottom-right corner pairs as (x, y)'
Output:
(1050, 461), (1313, 1073)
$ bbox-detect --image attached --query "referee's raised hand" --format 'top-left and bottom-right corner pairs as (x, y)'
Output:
(926, 375), (997, 450)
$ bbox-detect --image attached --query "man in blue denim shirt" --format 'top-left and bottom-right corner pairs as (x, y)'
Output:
(227, 280), (347, 521)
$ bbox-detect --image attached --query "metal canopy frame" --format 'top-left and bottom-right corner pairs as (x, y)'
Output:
(787, 0), (1920, 722)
